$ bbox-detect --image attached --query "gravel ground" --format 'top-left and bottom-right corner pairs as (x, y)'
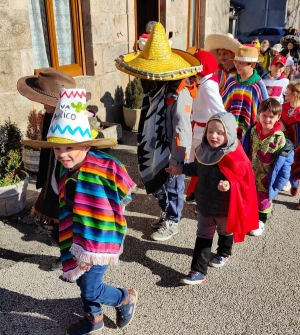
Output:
(0, 130), (299, 335)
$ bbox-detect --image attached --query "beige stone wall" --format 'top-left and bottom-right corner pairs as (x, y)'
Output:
(199, 0), (230, 47)
(0, 0), (230, 133)
(0, 0), (35, 131)
(286, 0), (300, 31)
(0, 0), (133, 131)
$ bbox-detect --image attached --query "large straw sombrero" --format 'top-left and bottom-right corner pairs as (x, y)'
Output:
(22, 88), (117, 149)
(280, 35), (300, 48)
(115, 23), (202, 80)
(204, 33), (241, 59)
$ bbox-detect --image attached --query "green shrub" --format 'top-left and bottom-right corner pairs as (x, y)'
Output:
(124, 78), (144, 109)
(0, 119), (23, 186)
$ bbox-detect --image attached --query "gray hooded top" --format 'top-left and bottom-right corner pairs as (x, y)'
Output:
(183, 112), (238, 217)
(195, 112), (238, 165)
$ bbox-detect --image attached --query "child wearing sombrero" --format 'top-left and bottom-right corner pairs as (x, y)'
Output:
(22, 88), (137, 334)
(115, 22), (201, 241)
(17, 68), (77, 271)
(204, 33), (241, 94)
(222, 45), (269, 139)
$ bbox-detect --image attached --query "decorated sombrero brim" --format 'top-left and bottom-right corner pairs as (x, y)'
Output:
(204, 33), (241, 59)
(21, 137), (117, 149)
(115, 23), (202, 80)
(22, 88), (117, 149)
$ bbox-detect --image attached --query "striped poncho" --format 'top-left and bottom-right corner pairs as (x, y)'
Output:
(215, 65), (236, 94)
(58, 150), (136, 281)
(222, 70), (268, 139)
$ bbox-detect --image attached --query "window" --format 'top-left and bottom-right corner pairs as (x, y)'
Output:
(248, 28), (265, 37)
(28, 0), (85, 76)
(264, 28), (280, 36)
(187, 0), (200, 51)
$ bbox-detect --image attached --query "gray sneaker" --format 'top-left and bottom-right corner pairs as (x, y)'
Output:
(151, 220), (179, 241)
(151, 211), (166, 229)
(51, 257), (62, 270)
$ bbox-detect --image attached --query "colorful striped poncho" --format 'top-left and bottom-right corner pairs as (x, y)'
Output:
(215, 65), (236, 94)
(222, 71), (268, 139)
(58, 150), (136, 281)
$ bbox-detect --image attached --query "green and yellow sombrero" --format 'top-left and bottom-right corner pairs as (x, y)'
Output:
(115, 23), (202, 81)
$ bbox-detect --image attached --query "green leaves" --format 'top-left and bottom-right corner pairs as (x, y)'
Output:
(125, 78), (144, 109)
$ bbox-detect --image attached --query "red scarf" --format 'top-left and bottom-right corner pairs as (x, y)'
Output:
(255, 121), (282, 141)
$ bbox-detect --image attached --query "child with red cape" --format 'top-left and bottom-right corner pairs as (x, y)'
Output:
(167, 112), (258, 285)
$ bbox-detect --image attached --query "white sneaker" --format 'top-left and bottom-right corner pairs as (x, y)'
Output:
(250, 221), (265, 236)
(282, 181), (291, 192)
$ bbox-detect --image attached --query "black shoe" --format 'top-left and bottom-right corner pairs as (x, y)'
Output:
(185, 193), (196, 204)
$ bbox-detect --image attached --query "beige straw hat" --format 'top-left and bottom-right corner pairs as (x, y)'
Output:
(204, 33), (241, 59)
(115, 23), (202, 81)
(231, 46), (259, 62)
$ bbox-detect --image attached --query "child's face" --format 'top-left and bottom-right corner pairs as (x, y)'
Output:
(53, 146), (90, 170)
(259, 109), (280, 133)
(233, 61), (254, 77)
(260, 40), (270, 52)
(287, 42), (294, 50)
(270, 63), (284, 77)
(284, 88), (296, 103)
(272, 50), (279, 56)
(217, 49), (234, 68)
(206, 120), (227, 148)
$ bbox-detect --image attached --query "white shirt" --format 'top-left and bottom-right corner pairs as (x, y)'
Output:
(192, 74), (227, 140)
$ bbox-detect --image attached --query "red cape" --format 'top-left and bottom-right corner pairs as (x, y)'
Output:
(218, 142), (258, 242)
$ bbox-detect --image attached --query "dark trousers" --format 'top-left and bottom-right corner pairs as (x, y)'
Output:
(154, 174), (185, 222)
(191, 212), (234, 275)
(259, 212), (268, 223)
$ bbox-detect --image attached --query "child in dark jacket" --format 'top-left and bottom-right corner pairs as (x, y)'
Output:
(167, 112), (258, 285)
(242, 98), (294, 236)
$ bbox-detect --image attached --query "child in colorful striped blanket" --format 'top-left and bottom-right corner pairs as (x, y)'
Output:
(22, 88), (137, 335)
(222, 45), (269, 139)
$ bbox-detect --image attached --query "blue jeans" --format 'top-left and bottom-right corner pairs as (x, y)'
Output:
(154, 174), (185, 222)
(76, 265), (127, 316)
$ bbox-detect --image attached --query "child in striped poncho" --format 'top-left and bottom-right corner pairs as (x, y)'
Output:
(22, 88), (137, 335)
(222, 45), (269, 139)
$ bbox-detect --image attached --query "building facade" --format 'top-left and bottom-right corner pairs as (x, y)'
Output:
(0, 0), (229, 131)
(236, 0), (300, 35)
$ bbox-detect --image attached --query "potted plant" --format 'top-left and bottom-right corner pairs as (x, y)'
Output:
(0, 119), (29, 217)
(22, 109), (44, 172)
(123, 78), (144, 131)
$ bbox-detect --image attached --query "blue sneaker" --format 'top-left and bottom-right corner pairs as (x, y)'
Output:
(115, 289), (137, 328)
(66, 313), (103, 335)
(180, 271), (206, 285)
(209, 255), (230, 268)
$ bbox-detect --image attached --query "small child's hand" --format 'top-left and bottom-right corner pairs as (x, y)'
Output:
(165, 166), (183, 176)
(218, 180), (230, 191)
